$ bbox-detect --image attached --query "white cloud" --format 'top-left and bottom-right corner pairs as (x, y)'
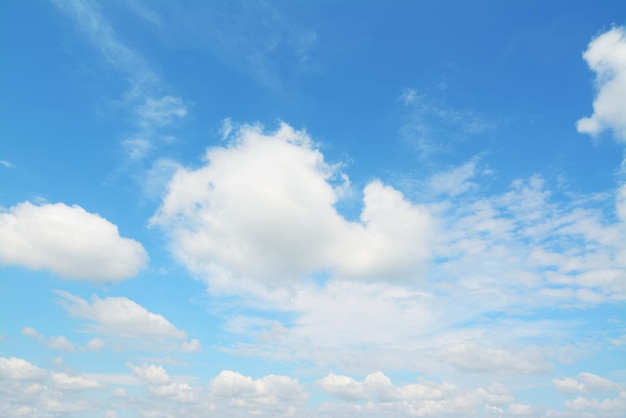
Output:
(441, 343), (551, 375)
(554, 372), (618, 394)
(50, 372), (100, 391)
(0, 202), (147, 282)
(128, 363), (171, 385)
(209, 370), (307, 413)
(428, 159), (480, 196)
(508, 403), (533, 415)
(576, 26), (626, 141)
(56, 290), (187, 340)
(52, 1), (188, 161)
(137, 96), (187, 129)
(52, 0), (157, 95)
(0, 160), (13, 168)
(565, 392), (626, 416)
(317, 371), (514, 417)
(122, 137), (152, 160)
(400, 87), (419, 105)
(180, 338), (202, 352)
(86, 338), (105, 352)
(21, 327), (105, 352)
(317, 371), (458, 402)
(0, 357), (46, 381)
(152, 122), (432, 289)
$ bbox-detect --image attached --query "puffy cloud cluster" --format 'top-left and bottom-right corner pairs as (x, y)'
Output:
(0, 357), (100, 417)
(152, 123), (432, 289)
(209, 370), (308, 415)
(317, 371), (522, 417)
(577, 26), (626, 141)
(0, 202), (147, 282)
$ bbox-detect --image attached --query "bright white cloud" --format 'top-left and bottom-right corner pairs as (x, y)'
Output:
(0, 357), (46, 381)
(56, 290), (187, 340)
(152, 122), (432, 288)
(577, 26), (626, 141)
(0, 202), (147, 282)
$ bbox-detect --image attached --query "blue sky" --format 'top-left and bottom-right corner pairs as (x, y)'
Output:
(1, 1), (626, 417)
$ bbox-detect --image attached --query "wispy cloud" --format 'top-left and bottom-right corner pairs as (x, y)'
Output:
(52, 0), (188, 161)
(399, 89), (496, 159)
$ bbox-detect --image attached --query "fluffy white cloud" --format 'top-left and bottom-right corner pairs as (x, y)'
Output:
(152, 122), (432, 288)
(317, 371), (514, 417)
(317, 371), (457, 402)
(56, 290), (187, 340)
(0, 202), (147, 282)
(0, 357), (46, 381)
(209, 370), (307, 413)
(554, 372), (618, 394)
(565, 392), (626, 416)
(128, 363), (171, 385)
(577, 26), (626, 141)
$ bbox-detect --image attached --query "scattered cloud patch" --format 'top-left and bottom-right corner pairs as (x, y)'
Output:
(0, 202), (147, 282)
(21, 327), (104, 352)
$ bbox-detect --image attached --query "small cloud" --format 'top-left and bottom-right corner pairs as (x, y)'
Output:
(122, 137), (152, 160)
(86, 338), (105, 352)
(400, 87), (419, 105)
(180, 338), (201, 352)
(137, 96), (187, 129)
(0, 160), (13, 168)
(220, 117), (234, 141)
